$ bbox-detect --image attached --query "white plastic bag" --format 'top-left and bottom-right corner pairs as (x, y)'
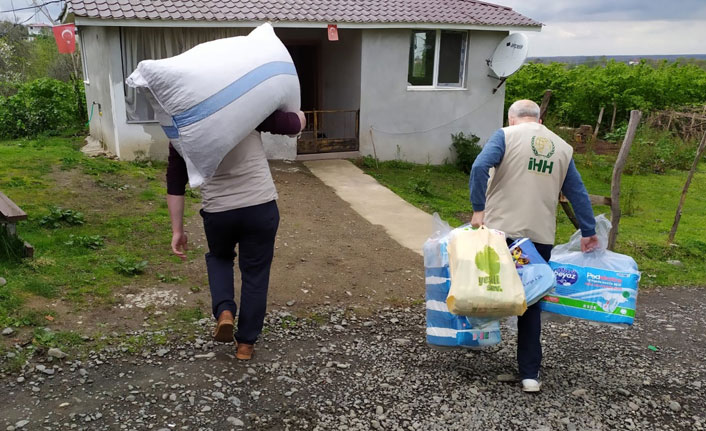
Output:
(126, 23), (300, 187)
(540, 215), (640, 325)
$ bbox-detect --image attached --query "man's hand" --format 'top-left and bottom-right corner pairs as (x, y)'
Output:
(581, 235), (599, 253)
(171, 231), (188, 261)
(471, 211), (485, 228)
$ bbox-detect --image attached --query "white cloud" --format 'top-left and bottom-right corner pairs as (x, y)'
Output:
(523, 20), (706, 56)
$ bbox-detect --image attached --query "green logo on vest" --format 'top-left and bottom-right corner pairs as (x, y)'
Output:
(475, 246), (502, 292)
(531, 136), (555, 158)
(528, 157), (554, 174)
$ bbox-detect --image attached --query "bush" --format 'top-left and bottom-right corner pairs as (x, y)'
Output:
(115, 257), (148, 276)
(39, 207), (85, 229)
(0, 78), (84, 138)
(451, 132), (482, 174)
(624, 128), (697, 174)
(506, 61), (706, 127)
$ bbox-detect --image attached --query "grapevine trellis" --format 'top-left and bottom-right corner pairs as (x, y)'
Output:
(648, 106), (706, 141)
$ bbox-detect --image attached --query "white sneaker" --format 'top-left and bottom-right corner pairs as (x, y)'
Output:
(521, 378), (542, 393)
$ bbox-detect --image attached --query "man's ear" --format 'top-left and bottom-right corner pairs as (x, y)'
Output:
(539, 118), (543, 125)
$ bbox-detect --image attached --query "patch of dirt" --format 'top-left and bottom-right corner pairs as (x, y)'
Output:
(572, 138), (621, 155)
(12, 160), (423, 341)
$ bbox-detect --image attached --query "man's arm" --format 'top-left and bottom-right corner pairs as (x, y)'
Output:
(561, 160), (599, 252)
(469, 129), (505, 227)
(166, 144), (189, 260)
(257, 111), (305, 136)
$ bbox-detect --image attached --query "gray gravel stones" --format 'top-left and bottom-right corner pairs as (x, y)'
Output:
(47, 348), (67, 359)
(1, 327), (13, 336)
(0, 288), (704, 431)
(227, 416), (245, 426)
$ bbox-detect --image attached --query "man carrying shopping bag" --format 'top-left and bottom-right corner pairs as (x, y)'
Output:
(469, 99), (599, 392)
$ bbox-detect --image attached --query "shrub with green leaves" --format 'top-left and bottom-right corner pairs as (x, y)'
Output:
(0, 78), (84, 138)
(624, 128), (697, 174)
(64, 235), (104, 250)
(39, 207), (85, 229)
(451, 132), (482, 174)
(506, 61), (706, 128)
(115, 257), (148, 276)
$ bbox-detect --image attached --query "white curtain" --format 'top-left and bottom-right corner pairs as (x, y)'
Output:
(121, 27), (250, 122)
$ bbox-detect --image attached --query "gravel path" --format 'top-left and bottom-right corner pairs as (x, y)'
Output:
(2, 287), (705, 431)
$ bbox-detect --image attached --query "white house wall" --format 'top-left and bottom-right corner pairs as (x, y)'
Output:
(359, 29), (508, 164)
(81, 26), (169, 160)
(81, 26), (118, 155)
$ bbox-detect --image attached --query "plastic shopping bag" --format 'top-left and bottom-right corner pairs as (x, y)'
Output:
(509, 238), (556, 306)
(423, 214), (501, 348)
(539, 215), (640, 325)
(447, 226), (527, 317)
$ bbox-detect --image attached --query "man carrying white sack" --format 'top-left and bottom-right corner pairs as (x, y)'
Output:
(166, 110), (305, 360)
(469, 99), (599, 392)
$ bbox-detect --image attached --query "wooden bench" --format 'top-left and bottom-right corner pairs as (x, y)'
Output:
(0, 191), (34, 258)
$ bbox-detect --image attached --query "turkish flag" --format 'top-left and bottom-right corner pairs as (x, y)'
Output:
(327, 24), (338, 41)
(52, 24), (76, 54)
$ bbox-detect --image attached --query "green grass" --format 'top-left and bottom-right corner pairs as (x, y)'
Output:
(357, 155), (706, 288)
(0, 135), (201, 328)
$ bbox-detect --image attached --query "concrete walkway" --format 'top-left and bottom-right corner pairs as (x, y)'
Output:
(303, 160), (433, 256)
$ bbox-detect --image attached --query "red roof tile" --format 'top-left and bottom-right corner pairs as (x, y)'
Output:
(65, 0), (542, 27)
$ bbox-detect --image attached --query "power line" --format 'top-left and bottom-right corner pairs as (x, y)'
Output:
(0, 0), (62, 14)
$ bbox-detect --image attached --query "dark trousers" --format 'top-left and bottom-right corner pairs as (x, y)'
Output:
(201, 200), (279, 345)
(508, 239), (553, 380)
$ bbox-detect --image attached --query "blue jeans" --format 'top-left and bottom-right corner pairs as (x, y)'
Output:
(201, 200), (279, 344)
(509, 239), (553, 380)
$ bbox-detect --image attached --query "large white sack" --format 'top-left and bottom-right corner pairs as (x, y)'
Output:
(126, 23), (300, 187)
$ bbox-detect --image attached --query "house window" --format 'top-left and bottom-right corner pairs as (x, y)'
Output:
(407, 30), (468, 89)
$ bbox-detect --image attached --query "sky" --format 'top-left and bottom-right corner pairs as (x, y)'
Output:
(499, 0), (706, 57)
(0, 0), (63, 26)
(2, 0), (706, 57)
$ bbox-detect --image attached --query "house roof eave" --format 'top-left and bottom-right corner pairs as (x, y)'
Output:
(73, 17), (542, 32)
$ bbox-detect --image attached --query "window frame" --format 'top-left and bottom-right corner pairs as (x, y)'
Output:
(407, 29), (469, 91)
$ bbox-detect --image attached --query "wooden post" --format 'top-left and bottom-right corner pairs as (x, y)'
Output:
(666, 112), (674, 131)
(608, 110), (642, 250)
(539, 90), (552, 122)
(610, 102), (617, 132)
(668, 131), (706, 243)
(593, 106), (605, 140)
(559, 193), (579, 229)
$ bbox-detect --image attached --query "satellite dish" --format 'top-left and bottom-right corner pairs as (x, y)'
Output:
(488, 33), (529, 78)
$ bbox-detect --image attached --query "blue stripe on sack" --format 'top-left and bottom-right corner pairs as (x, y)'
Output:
(172, 61), (298, 128)
(425, 267), (449, 278)
(425, 283), (449, 302)
(162, 125), (180, 139)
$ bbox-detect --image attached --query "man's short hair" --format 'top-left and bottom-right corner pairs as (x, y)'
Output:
(508, 100), (540, 120)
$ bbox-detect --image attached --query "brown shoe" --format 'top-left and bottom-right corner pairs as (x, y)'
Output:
(213, 310), (234, 342)
(235, 342), (254, 360)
